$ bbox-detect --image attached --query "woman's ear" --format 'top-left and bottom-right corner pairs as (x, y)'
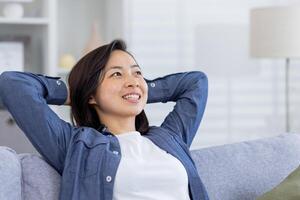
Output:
(88, 96), (97, 105)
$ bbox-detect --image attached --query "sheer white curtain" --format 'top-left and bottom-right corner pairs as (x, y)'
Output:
(125, 0), (300, 149)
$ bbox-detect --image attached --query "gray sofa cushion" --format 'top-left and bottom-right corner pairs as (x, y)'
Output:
(0, 146), (22, 200)
(191, 133), (300, 200)
(18, 154), (61, 200)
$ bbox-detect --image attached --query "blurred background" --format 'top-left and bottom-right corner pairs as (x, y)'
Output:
(0, 0), (300, 153)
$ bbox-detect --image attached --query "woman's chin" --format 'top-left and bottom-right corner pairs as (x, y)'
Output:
(120, 108), (143, 116)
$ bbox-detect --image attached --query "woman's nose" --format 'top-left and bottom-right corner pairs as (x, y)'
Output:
(125, 76), (139, 87)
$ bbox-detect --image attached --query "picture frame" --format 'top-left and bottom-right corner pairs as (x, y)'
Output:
(0, 36), (30, 74)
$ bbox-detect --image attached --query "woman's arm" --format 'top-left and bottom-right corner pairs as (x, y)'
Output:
(0, 71), (76, 174)
(145, 71), (208, 148)
(0, 94), (4, 109)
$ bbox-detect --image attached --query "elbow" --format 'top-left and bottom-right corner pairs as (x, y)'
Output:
(188, 71), (208, 85)
(194, 71), (208, 91)
(0, 71), (15, 89)
(0, 71), (18, 100)
(0, 71), (10, 91)
(196, 71), (208, 83)
(195, 71), (208, 103)
(0, 71), (16, 82)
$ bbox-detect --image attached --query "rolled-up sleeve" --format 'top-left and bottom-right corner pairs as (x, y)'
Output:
(0, 71), (76, 174)
(145, 71), (208, 148)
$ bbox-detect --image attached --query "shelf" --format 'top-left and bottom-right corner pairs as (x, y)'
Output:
(0, 0), (33, 2)
(0, 17), (49, 25)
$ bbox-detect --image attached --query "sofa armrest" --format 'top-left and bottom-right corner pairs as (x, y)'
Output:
(18, 153), (61, 200)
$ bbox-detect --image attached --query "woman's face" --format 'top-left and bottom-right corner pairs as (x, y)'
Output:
(89, 50), (148, 118)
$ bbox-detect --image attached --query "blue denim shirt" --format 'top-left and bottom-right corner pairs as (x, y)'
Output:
(0, 71), (209, 200)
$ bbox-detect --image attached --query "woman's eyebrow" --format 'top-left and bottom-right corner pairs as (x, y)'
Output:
(106, 65), (140, 72)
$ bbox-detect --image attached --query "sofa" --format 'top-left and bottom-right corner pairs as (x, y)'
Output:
(1, 133), (300, 200)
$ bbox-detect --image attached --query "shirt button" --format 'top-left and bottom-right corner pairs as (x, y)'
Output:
(106, 176), (112, 182)
(113, 151), (119, 155)
(150, 82), (156, 87)
(56, 80), (61, 85)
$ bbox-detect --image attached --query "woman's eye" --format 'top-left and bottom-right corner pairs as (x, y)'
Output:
(112, 72), (122, 77)
(136, 71), (143, 75)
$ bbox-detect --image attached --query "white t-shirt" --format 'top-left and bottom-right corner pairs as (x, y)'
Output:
(112, 131), (190, 200)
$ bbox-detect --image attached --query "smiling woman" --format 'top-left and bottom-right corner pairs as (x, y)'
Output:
(87, 50), (149, 135)
(0, 39), (209, 200)
(68, 40), (150, 135)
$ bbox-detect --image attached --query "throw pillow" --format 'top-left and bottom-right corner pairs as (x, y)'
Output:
(257, 165), (300, 200)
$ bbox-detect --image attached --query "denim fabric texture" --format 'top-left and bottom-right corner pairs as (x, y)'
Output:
(0, 71), (209, 200)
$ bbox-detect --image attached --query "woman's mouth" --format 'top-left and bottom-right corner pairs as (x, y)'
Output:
(122, 93), (141, 104)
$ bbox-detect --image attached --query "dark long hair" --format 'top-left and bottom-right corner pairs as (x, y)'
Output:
(68, 39), (149, 134)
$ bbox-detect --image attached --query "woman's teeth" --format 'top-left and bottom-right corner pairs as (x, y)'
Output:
(122, 94), (140, 100)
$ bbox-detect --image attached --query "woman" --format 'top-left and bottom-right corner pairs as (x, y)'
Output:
(0, 40), (209, 200)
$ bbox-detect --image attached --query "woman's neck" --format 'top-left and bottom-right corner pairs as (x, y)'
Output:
(100, 115), (136, 135)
